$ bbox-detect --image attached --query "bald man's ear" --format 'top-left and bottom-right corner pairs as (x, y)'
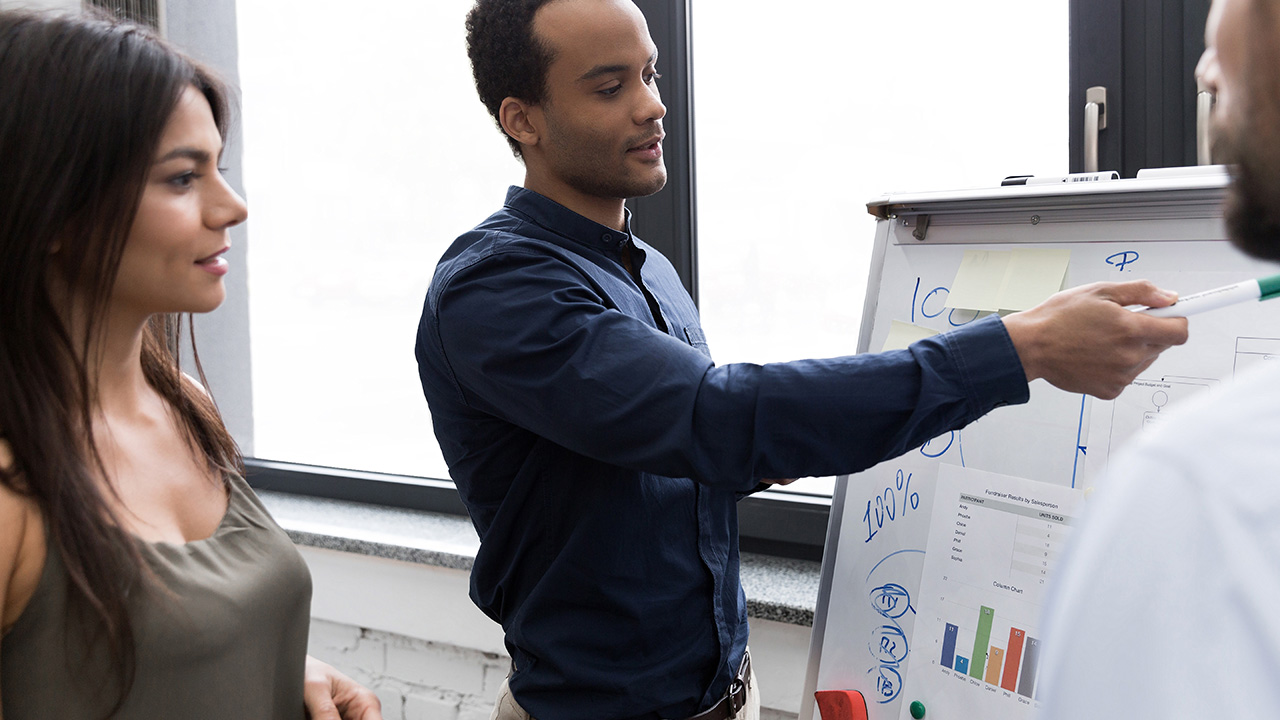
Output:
(499, 97), (542, 151)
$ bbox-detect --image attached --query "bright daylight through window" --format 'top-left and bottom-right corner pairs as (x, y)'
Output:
(693, 1), (1068, 496)
(237, 1), (1067, 498)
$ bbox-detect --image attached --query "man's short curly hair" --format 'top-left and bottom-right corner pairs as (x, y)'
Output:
(466, 0), (560, 158)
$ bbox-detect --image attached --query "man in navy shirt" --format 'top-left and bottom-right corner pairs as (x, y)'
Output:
(415, 1), (1188, 718)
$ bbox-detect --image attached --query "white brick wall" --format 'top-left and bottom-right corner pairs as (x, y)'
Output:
(308, 618), (508, 720)
(300, 546), (805, 720)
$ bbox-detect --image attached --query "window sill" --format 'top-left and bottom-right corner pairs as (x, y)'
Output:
(258, 490), (821, 627)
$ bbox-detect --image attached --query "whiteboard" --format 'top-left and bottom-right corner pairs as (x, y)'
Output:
(800, 171), (1280, 720)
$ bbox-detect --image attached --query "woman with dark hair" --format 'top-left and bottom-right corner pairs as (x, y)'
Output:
(0, 10), (380, 719)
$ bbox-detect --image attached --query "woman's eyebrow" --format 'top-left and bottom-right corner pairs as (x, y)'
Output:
(153, 146), (214, 164)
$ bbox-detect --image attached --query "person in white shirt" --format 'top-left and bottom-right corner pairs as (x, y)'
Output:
(1038, 0), (1280, 716)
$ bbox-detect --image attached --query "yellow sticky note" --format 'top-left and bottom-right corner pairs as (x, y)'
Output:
(882, 320), (940, 352)
(945, 251), (1011, 312)
(997, 248), (1071, 311)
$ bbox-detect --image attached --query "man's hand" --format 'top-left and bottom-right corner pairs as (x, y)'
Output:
(304, 655), (383, 720)
(1002, 280), (1189, 400)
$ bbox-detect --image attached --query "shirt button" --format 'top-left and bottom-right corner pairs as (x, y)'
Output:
(602, 233), (613, 242)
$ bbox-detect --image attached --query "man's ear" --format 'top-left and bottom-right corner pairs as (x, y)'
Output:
(499, 96), (542, 151)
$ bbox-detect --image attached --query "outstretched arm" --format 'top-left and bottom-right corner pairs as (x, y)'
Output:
(427, 250), (1032, 488)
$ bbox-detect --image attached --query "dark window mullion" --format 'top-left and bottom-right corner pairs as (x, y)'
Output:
(1071, 0), (1210, 176)
(627, 0), (697, 304)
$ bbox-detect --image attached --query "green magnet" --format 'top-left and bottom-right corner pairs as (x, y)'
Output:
(909, 700), (926, 719)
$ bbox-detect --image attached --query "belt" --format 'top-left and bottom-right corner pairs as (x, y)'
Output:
(683, 650), (752, 720)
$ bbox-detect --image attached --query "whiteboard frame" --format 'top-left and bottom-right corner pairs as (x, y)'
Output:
(799, 173), (1232, 720)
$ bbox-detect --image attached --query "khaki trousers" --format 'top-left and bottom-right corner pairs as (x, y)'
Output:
(489, 662), (760, 720)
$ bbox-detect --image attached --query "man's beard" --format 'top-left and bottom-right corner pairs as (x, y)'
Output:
(1218, 109), (1280, 261)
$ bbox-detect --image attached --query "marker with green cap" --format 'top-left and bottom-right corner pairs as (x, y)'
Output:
(1136, 273), (1280, 318)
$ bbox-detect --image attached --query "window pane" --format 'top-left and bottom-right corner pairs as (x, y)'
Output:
(237, 0), (522, 478)
(692, 1), (1069, 496)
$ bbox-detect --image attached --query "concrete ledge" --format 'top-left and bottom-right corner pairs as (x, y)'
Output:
(260, 490), (822, 627)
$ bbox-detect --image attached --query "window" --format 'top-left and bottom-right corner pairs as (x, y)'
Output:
(237, 0), (522, 481)
(691, 1), (1070, 497)
(238, 1), (1069, 495)
(216, 0), (1186, 557)
(1069, 0), (1211, 175)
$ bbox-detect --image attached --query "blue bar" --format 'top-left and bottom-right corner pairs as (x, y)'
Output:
(955, 656), (970, 674)
(941, 623), (958, 668)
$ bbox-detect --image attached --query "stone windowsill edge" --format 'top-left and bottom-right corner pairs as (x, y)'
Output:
(258, 490), (820, 627)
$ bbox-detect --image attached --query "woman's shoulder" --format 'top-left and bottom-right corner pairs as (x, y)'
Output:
(0, 452), (36, 555)
(1, 438), (48, 634)
(0, 437), (30, 513)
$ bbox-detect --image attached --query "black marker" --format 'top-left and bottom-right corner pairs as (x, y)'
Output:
(1001, 171), (1119, 186)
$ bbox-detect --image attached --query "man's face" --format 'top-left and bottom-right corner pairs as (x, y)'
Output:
(528, 0), (667, 202)
(1202, 0), (1280, 260)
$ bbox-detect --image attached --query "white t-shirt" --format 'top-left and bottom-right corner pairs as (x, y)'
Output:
(1038, 361), (1280, 719)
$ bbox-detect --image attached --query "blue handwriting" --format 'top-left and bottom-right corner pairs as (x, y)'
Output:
(862, 470), (921, 543)
(1105, 251), (1140, 272)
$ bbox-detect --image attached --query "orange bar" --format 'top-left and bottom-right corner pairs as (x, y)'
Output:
(984, 646), (1005, 685)
(1001, 628), (1026, 691)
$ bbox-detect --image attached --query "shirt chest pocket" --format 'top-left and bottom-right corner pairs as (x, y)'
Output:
(683, 325), (712, 359)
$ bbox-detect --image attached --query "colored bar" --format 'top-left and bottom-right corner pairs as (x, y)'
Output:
(1001, 628), (1026, 691)
(969, 606), (995, 679)
(955, 656), (970, 674)
(1016, 637), (1041, 698)
(984, 647), (1004, 685)
(941, 623), (958, 669)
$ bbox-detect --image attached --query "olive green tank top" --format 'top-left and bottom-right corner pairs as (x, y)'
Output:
(1, 472), (313, 719)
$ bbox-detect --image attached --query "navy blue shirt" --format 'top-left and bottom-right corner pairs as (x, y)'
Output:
(415, 187), (1029, 720)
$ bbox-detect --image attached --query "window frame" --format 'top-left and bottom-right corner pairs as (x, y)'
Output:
(627, 0), (698, 303)
(1069, 0), (1212, 176)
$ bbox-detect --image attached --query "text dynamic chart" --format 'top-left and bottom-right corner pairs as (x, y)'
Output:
(898, 465), (1082, 720)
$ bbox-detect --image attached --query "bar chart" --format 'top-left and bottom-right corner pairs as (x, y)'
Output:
(898, 465), (1081, 720)
(939, 607), (1042, 699)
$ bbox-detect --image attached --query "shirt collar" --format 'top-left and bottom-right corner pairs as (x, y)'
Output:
(504, 186), (635, 252)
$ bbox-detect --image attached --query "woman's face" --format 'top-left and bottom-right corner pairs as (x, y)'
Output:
(110, 85), (247, 319)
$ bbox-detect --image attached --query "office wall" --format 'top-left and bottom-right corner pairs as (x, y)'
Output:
(308, 618), (507, 720)
(301, 546), (811, 720)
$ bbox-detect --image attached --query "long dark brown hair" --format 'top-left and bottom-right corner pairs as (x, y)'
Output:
(0, 9), (243, 713)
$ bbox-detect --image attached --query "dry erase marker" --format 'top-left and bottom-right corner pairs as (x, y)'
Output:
(1137, 274), (1280, 317)
(1001, 171), (1119, 186)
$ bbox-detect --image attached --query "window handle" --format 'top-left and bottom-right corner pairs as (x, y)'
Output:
(1084, 86), (1107, 173)
(1197, 78), (1215, 165)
